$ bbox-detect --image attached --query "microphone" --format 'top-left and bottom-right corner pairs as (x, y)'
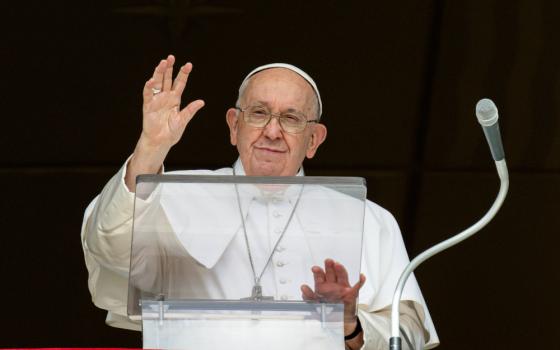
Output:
(476, 98), (505, 161)
(388, 98), (509, 350)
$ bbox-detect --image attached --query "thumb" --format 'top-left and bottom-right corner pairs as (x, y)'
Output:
(169, 99), (205, 136)
(179, 99), (205, 125)
(347, 273), (366, 297)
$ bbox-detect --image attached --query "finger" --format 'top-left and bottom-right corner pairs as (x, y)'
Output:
(177, 99), (205, 126)
(152, 59), (167, 91)
(300, 284), (318, 300)
(333, 261), (351, 287)
(347, 273), (366, 297)
(172, 62), (193, 95)
(311, 265), (326, 285)
(324, 259), (337, 283)
(163, 55), (175, 92)
(143, 78), (156, 104)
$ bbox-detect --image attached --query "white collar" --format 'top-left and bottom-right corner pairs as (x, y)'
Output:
(233, 158), (305, 177)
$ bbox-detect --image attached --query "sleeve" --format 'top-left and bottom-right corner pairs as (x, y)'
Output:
(357, 301), (426, 350)
(358, 202), (439, 349)
(80, 157), (141, 330)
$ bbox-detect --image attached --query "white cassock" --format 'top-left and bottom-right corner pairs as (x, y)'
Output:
(81, 158), (439, 349)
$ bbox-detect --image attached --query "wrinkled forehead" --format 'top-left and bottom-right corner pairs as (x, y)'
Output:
(242, 68), (318, 114)
(240, 63), (322, 117)
(248, 68), (313, 94)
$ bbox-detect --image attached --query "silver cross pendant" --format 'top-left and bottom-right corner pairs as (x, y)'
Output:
(241, 285), (273, 301)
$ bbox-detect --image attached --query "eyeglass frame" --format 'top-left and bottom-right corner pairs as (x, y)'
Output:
(235, 105), (319, 134)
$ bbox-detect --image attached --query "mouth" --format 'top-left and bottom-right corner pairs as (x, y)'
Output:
(255, 146), (287, 154)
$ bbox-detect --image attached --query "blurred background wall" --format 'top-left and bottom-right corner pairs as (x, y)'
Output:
(1, 0), (559, 348)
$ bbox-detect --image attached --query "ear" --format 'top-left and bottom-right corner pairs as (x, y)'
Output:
(305, 123), (327, 159)
(226, 108), (239, 146)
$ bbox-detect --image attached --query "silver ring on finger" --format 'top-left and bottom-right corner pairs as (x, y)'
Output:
(152, 87), (162, 95)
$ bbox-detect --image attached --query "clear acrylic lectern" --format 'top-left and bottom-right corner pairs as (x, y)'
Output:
(128, 174), (366, 350)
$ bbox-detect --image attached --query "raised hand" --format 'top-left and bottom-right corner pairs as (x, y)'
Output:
(141, 55), (204, 150)
(125, 55), (205, 191)
(301, 259), (366, 323)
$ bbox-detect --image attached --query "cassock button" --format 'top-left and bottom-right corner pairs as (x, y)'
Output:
(279, 278), (287, 284)
(274, 228), (282, 234)
(273, 211), (282, 218)
(276, 261), (285, 267)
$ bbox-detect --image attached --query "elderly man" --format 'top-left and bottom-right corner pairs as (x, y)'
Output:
(81, 55), (439, 350)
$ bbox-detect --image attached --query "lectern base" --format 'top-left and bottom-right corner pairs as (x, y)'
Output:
(141, 300), (345, 350)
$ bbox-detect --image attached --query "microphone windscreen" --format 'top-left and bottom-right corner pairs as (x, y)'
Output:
(476, 98), (499, 126)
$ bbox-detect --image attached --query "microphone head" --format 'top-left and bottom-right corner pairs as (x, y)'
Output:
(476, 98), (499, 127)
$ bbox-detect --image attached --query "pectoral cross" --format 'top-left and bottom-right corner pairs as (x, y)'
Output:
(241, 284), (274, 301)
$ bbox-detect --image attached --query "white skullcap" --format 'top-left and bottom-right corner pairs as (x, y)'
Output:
(241, 63), (322, 117)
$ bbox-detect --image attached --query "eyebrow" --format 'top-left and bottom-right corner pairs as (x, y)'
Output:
(252, 101), (305, 114)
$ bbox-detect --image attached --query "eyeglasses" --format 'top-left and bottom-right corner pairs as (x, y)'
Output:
(236, 105), (318, 134)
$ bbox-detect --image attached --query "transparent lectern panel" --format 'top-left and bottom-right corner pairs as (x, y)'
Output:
(128, 175), (366, 317)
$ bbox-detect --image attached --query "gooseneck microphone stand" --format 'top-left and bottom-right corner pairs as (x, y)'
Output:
(389, 99), (509, 350)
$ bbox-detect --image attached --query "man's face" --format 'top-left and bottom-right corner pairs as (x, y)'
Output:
(226, 68), (327, 176)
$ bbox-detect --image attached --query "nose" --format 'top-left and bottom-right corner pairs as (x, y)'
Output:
(262, 115), (284, 139)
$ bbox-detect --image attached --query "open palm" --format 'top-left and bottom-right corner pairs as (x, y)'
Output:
(141, 55), (204, 149)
